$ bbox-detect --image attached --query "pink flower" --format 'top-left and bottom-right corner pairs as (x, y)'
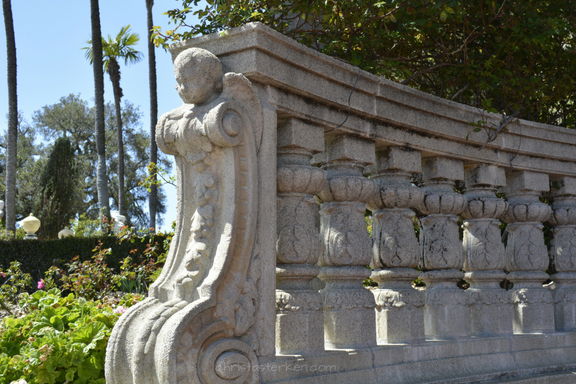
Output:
(114, 306), (127, 314)
(37, 279), (45, 289)
(0, 272), (5, 278)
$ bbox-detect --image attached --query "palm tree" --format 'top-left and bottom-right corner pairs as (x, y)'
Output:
(146, 0), (158, 231)
(85, 26), (143, 217)
(89, 0), (110, 221)
(2, 0), (17, 235)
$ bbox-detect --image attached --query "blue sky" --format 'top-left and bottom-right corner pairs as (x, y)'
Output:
(0, 1), (206, 230)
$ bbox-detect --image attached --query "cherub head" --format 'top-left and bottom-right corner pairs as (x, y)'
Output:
(174, 48), (224, 106)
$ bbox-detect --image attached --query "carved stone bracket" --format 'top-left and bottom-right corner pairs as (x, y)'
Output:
(548, 176), (576, 331)
(461, 164), (512, 337)
(275, 118), (325, 355)
(315, 134), (377, 349)
(503, 171), (554, 334)
(106, 48), (264, 384)
(418, 157), (470, 340)
(367, 147), (424, 344)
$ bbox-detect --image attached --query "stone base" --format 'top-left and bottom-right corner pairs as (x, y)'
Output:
(372, 268), (424, 344)
(509, 272), (555, 334)
(466, 271), (513, 337)
(258, 333), (576, 384)
(550, 273), (576, 332)
(319, 266), (376, 349)
(421, 270), (471, 340)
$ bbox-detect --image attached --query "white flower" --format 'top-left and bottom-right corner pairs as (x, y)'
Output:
(11, 380), (28, 384)
(114, 306), (127, 314)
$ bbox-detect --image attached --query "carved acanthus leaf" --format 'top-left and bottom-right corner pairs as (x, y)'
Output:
(419, 191), (466, 215)
(277, 165), (326, 195)
(275, 291), (323, 312)
(463, 219), (505, 271)
(372, 209), (419, 269)
(503, 202), (551, 223)
(550, 226), (576, 272)
(512, 288), (553, 305)
(420, 215), (464, 270)
(317, 176), (376, 203)
(462, 197), (508, 219)
(322, 289), (376, 310)
(506, 223), (549, 272)
(374, 289), (424, 308)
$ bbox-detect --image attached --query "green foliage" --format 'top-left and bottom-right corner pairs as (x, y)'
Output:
(0, 233), (169, 283)
(29, 94), (171, 228)
(0, 289), (125, 384)
(160, 0), (576, 128)
(0, 261), (32, 307)
(38, 137), (82, 239)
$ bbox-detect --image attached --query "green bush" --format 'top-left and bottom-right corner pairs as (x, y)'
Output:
(0, 234), (169, 282)
(0, 289), (144, 384)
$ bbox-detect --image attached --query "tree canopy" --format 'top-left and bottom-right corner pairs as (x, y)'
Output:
(157, 0), (576, 128)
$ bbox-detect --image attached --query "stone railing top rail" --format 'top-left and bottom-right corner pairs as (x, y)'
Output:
(169, 22), (576, 177)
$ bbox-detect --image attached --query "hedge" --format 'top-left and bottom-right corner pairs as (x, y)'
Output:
(0, 235), (169, 281)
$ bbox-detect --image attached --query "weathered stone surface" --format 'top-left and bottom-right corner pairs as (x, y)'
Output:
(106, 48), (265, 384)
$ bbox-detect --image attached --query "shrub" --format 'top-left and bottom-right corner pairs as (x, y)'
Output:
(0, 289), (145, 384)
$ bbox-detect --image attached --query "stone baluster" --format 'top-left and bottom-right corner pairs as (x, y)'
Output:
(275, 118), (326, 354)
(366, 147), (425, 344)
(502, 170), (554, 333)
(462, 164), (512, 336)
(548, 176), (576, 331)
(418, 157), (470, 340)
(316, 134), (377, 349)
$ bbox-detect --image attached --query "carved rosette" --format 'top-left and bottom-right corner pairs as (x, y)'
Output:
(105, 50), (265, 384)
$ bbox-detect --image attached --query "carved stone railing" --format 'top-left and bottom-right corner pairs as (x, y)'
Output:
(106, 23), (576, 384)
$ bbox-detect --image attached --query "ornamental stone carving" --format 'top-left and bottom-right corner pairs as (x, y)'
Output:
(461, 164), (511, 337)
(503, 170), (554, 334)
(418, 157), (470, 340)
(315, 135), (377, 349)
(106, 48), (264, 384)
(548, 176), (576, 331)
(275, 118), (325, 355)
(367, 147), (425, 344)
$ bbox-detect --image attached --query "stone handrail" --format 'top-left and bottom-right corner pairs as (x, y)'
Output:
(106, 23), (576, 384)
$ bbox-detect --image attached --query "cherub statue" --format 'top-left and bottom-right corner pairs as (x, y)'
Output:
(106, 47), (263, 384)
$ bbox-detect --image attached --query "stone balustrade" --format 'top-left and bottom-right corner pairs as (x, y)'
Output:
(106, 23), (576, 384)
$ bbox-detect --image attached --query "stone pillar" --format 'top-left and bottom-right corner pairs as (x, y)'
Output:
(503, 170), (554, 334)
(367, 147), (425, 344)
(462, 164), (512, 336)
(418, 157), (470, 340)
(548, 176), (576, 331)
(275, 118), (326, 354)
(316, 135), (377, 349)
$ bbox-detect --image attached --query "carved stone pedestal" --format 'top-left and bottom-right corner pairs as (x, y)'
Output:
(319, 266), (376, 349)
(368, 147), (424, 344)
(466, 271), (512, 336)
(503, 170), (553, 334)
(276, 265), (324, 354)
(372, 268), (424, 344)
(421, 270), (470, 340)
(316, 134), (377, 349)
(462, 164), (512, 336)
(548, 176), (576, 331)
(275, 118), (326, 354)
(508, 271), (554, 333)
(550, 272), (576, 331)
(418, 157), (469, 340)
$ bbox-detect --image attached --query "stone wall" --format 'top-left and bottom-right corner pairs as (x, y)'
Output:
(105, 23), (576, 384)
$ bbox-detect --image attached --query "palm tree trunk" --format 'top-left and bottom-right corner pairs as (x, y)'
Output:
(90, 0), (110, 220)
(108, 59), (125, 216)
(146, 0), (158, 230)
(2, 0), (17, 235)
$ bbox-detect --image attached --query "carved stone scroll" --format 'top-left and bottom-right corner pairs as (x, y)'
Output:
(315, 134), (377, 349)
(366, 147), (425, 344)
(418, 157), (470, 340)
(275, 118), (326, 354)
(106, 48), (264, 384)
(462, 164), (512, 336)
(548, 176), (576, 331)
(503, 170), (554, 334)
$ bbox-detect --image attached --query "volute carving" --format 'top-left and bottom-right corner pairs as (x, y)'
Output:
(106, 48), (263, 384)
